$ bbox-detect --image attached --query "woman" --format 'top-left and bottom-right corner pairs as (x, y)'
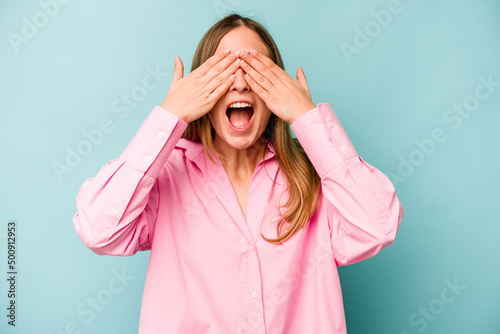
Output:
(73, 13), (404, 334)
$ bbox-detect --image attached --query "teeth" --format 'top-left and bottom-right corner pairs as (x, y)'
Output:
(228, 102), (252, 109)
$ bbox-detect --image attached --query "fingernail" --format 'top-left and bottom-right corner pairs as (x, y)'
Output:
(249, 49), (257, 55)
(223, 48), (231, 55)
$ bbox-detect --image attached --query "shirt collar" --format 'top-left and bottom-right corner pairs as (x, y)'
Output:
(176, 138), (275, 164)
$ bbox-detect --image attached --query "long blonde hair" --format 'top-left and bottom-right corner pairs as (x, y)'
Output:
(182, 13), (321, 244)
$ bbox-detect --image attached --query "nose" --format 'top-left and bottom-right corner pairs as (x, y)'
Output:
(229, 66), (250, 92)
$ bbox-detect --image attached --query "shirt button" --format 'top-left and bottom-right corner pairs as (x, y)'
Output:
(251, 291), (258, 298)
(157, 131), (165, 138)
(144, 155), (151, 162)
(340, 146), (347, 152)
(327, 121), (333, 128)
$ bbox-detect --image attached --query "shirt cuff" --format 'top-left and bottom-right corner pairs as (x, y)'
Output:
(290, 103), (358, 178)
(119, 105), (188, 177)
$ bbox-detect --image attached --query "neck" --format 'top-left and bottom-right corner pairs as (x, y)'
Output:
(214, 135), (269, 180)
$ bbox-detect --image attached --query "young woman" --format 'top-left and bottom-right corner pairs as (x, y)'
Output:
(73, 13), (404, 334)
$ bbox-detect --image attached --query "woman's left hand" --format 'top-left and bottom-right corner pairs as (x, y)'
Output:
(239, 49), (316, 124)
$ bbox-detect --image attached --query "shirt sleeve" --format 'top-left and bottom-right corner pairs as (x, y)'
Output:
(72, 105), (188, 256)
(290, 103), (404, 266)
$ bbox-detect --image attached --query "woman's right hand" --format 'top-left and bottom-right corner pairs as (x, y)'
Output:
(160, 49), (241, 123)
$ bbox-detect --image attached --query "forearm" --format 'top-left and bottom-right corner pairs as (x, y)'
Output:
(73, 105), (188, 256)
(291, 102), (404, 265)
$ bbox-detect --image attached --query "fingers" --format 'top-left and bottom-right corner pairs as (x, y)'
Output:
(206, 58), (241, 94)
(243, 71), (271, 102)
(245, 49), (277, 71)
(209, 73), (236, 102)
(172, 56), (184, 82)
(194, 49), (235, 78)
(202, 50), (241, 84)
(239, 58), (273, 93)
(239, 49), (282, 85)
(239, 53), (284, 95)
(296, 67), (311, 96)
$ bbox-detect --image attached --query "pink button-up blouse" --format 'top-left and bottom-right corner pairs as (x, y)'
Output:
(73, 102), (404, 333)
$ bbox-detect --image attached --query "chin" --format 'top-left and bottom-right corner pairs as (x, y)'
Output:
(222, 133), (256, 147)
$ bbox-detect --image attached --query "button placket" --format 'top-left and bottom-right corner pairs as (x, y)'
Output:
(246, 240), (264, 329)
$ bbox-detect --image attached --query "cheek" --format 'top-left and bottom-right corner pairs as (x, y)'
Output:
(208, 107), (225, 124)
(258, 104), (272, 118)
(207, 111), (214, 124)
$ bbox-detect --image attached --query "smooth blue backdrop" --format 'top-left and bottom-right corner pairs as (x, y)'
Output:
(1, 1), (499, 333)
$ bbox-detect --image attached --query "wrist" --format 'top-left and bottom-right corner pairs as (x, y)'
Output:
(159, 103), (190, 123)
(289, 103), (316, 124)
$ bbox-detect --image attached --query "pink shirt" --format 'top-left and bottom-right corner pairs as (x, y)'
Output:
(73, 102), (404, 334)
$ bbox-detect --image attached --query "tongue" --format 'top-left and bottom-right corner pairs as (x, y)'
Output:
(228, 107), (253, 128)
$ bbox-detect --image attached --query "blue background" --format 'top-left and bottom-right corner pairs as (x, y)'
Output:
(1, 0), (499, 333)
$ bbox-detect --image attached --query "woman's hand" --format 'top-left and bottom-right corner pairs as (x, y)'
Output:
(239, 49), (316, 124)
(161, 49), (241, 123)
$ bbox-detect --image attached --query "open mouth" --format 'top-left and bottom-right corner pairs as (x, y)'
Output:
(226, 103), (254, 131)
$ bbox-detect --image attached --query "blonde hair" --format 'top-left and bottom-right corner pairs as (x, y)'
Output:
(182, 13), (321, 244)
